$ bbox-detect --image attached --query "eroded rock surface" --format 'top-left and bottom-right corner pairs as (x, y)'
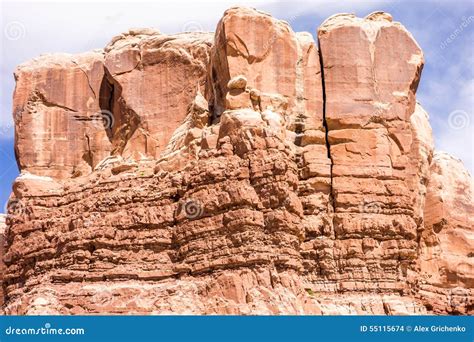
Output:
(103, 30), (212, 160)
(14, 51), (112, 179)
(317, 13), (430, 293)
(419, 152), (473, 314)
(3, 7), (472, 315)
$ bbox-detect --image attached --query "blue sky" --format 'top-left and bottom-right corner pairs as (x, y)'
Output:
(0, 0), (473, 213)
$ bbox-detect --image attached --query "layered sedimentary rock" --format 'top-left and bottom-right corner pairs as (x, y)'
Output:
(208, 9), (333, 289)
(317, 13), (429, 293)
(2, 7), (472, 315)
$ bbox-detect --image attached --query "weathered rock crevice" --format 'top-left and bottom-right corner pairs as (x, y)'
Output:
(98, 70), (116, 141)
(293, 38), (306, 147)
(31, 90), (78, 113)
(317, 37), (335, 214)
(102, 67), (142, 156)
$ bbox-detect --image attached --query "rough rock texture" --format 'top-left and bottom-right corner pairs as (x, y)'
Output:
(419, 152), (473, 314)
(14, 51), (112, 179)
(3, 7), (472, 315)
(103, 30), (212, 160)
(317, 13), (429, 293)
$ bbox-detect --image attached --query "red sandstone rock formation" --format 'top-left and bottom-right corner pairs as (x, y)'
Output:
(317, 12), (428, 294)
(14, 51), (112, 178)
(103, 29), (212, 160)
(2, 7), (472, 315)
(419, 152), (473, 314)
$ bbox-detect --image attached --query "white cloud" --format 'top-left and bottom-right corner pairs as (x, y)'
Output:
(431, 77), (474, 174)
(416, 35), (474, 174)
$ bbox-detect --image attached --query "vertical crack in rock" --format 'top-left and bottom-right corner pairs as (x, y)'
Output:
(83, 134), (93, 169)
(72, 60), (97, 99)
(317, 38), (335, 213)
(294, 39), (305, 146)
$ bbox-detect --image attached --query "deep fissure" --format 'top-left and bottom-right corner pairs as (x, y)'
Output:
(317, 37), (335, 213)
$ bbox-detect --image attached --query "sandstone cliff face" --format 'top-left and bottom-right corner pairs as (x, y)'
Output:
(419, 152), (473, 314)
(317, 13), (429, 294)
(103, 30), (212, 160)
(3, 7), (472, 315)
(14, 51), (112, 178)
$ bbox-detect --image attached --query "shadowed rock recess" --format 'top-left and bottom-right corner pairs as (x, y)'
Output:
(3, 7), (473, 315)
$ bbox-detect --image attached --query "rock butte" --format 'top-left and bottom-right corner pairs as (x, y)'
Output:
(3, 7), (473, 315)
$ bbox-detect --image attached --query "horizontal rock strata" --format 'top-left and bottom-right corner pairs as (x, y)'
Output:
(3, 7), (472, 315)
